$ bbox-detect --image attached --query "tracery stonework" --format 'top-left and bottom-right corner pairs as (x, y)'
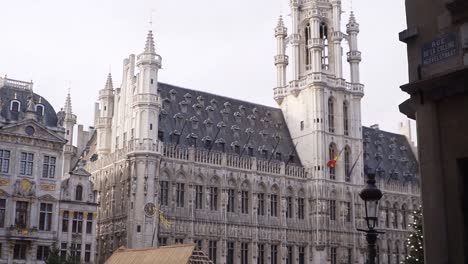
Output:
(82, 1), (421, 264)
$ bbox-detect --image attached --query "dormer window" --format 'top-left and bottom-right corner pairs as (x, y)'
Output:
(158, 131), (164, 141)
(171, 132), (181, 144)
(275, 152), (282, 161)
(247, 147), (254, 157)
(261, 149), (268, 159)
(204, 139), (212, 150)
(75, 185), (83, 201)
(10, 101), (20, 112)
(36, 104), (44, 116)
(234, 145), (241, 155)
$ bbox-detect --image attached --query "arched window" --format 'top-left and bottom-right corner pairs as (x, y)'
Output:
(328, 97), (335, 133)
(329, 143), (336, 180)
(385, 202), (390, 228)
(344, 146), (351, 182)
(343, 101), (349, 136)
(305, 23), (311, 69)
(395, 241), (400, 264)
(319, 22), (329, 70)
(393, 203), (399, 229)
(36, 104), (44, 116)
(387, 242), (391, 264)
(75, 185), (83, 201)
(402, 204), (407, 229)
(10, 101), (20, 112)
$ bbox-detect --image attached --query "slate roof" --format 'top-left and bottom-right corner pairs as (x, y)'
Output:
(362, 126), (419, 183)
(157, 83), (301, 165)
(0, 85), (59, 127)
(157, 83), (419, 183)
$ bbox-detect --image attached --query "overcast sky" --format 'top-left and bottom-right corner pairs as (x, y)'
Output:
(0, 0), (414, 136)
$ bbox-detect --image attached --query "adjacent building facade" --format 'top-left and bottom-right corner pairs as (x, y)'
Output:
(83, 1), (421, 264)
(0, 77), (97, 263)
(399, 0), (468, 263)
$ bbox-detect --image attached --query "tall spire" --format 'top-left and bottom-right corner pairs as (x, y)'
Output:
(144, 30), (156, 54)
(105, 73), (113, 90)
(64, 89), (72, 115)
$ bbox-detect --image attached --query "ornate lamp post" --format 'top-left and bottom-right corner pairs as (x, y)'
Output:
(358, 171), (384, 264)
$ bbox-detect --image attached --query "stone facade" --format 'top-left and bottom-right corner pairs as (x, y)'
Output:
(82, 1), (421, 264)
(0, 77), (97, 263)
(399, 0), (468, 263)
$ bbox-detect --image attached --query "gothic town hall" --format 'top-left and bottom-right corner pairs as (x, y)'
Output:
(79, 1), (421, 263)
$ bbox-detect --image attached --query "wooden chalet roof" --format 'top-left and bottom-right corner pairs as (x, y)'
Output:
(105, 244), (213, 264)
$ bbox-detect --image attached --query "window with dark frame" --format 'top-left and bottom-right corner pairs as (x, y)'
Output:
(209, 240), (217, 263)
(257, 193), (265, 216)
(329, 200), (336, 220)
(241, 242), (248, 264)
(176, 183), (185, 207)
(328, 97), (335, 133)
(344, 147), (351, 182)
(299, 246), (305, 264)
(0, 199), (5, 228)
(160, 181), (169, 206)
(270, 194), (278, 217)
(227, 189), (235, 213)
(343, 101), (349, 136)
(60, 243), (67, 258)
(0, 150), (10, 173)
(75, 185), (83, 201)
(20, 152), (34, 175)
(62, 211), (69, 232)
(85, 244), (91, 262)
(329, 144), (336, 179)
(195, 185), (203, 209)
(36, 245), (50, 261)
(39, 203), (53, 231)
(286, 196), (293, 218)
(72, 212), (83, 233)
(13, 243), (27, 260)
(15, 201), (28, 228)
(241, 191), (249, 214)
(86, 212), (93, 234)
(286, 245), (293, 264)
(270, 245), (278, 264)
(210, 187), (218, 211)
(42, 155), (56, 178)
(330, 247), (337, 264)
(257, 244), (265, 264)
(346, 201), (352, 222)
(71, 243), (81, 262)
(227, 241), (234, 264)
(298, 198), (305, 219)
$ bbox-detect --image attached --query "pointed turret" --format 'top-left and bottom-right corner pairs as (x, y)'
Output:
(64, 91), (73, 116)
(144, 30), (156, 54)
(96, 73), (115, 155)
(274, 15), (289, 104)
(346, 11), (361, 83)
(104, 73), (113, 90)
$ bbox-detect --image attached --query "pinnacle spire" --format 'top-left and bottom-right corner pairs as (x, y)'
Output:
(276, 15), (285, 28)
(349, 11), (356, 23)
(64, 90), (72, 115)
(144, 30), (156, 54)
(105, 72), (113, 90)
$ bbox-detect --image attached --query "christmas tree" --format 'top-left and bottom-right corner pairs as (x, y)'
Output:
(404, 206), (424, 264)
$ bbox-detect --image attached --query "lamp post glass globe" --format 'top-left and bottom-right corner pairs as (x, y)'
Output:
(360, 173), (383, 230)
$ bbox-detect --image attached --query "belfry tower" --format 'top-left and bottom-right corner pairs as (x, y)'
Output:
(274, 2), (364, 261)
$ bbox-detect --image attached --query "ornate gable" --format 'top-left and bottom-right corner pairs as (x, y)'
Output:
(0, 119), (66, 145)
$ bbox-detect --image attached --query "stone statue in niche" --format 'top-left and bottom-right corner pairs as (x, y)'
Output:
(26, 95), (35, 112)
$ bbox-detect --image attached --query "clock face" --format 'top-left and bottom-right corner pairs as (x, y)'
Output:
(25, 126), (35, 136)
(144, 203), (157, 217)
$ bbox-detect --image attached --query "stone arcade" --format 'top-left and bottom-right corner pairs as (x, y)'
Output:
(82, 1), (421, 264)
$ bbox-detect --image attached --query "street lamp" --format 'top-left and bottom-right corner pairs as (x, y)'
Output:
(358, 171), (384, 264)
